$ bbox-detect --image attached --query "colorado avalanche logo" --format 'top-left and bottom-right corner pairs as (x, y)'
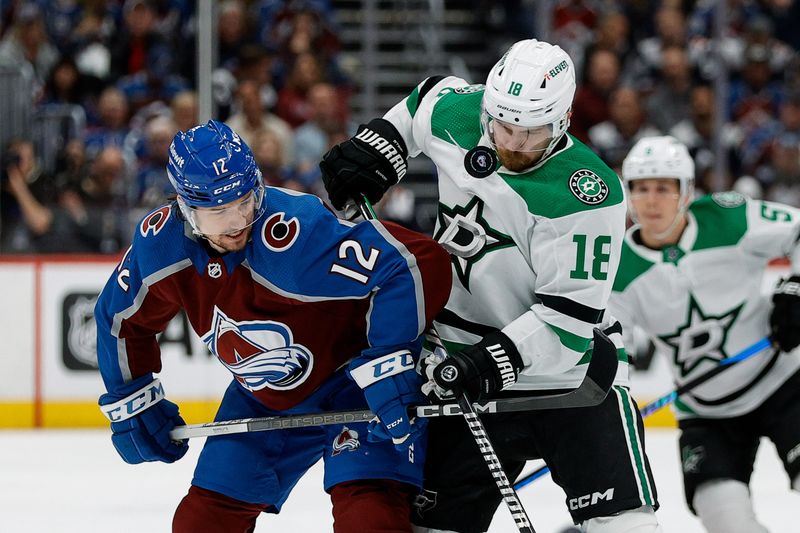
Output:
(204, 307), (313, 391)
(262, 212), (300, 252)
(140, 206), (171, 237)
(331, 426), (360, 456)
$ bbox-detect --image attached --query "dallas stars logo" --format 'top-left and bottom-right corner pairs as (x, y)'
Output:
(433, 197), (514, 291)
(569, 169), (609, 205)
(657, 295), (743, 376)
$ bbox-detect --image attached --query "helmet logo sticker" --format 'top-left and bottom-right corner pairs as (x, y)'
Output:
(569, 170), (609, 205)
(464, 146), (498, 179)
(262, 212), (300, 252)
(545, 60), (569, 81)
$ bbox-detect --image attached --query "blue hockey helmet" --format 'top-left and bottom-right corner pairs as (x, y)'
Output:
(167, 120), (266, 235)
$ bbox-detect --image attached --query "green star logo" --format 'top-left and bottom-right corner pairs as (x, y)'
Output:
(657, 294), (743, 376)
(433, 197), (515, 291)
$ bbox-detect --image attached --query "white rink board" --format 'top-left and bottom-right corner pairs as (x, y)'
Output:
(0, 260), (790, 410)
(0, 259), (231, 407)
(0, 264), (34, 399)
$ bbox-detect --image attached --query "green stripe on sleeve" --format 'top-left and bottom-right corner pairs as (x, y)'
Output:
(547, 324), (592, 353)
(405, 86), (421, 117)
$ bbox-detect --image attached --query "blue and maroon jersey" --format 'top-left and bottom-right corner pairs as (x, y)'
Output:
(95, 187), (451, 410)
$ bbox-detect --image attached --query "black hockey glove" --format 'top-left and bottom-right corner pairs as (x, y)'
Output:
(770, 274), (800, 352)
(319, 118), (408, 210)
(431, 331), (524, 401)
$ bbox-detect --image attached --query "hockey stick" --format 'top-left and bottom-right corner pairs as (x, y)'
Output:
(170, 339), (617, 440)
(357, 197), (534, 533)
(170, 378), (621, 440)
(513, 335), (774, 490)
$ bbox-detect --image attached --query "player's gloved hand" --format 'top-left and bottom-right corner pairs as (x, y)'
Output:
(319, 118), (408, 210)
(418, 345), (455, 402)
(348, 349), (426, 451)
(98, 376), (188, 464)
(771, 274), (800, 352)
(430, 331), (524, 401)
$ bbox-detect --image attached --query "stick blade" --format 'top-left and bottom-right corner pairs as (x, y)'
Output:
(583, 326), (619, 402)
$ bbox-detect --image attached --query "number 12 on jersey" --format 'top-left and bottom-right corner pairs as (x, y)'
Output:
(330, 239), (380, 284)
(570, 234), (611, 280)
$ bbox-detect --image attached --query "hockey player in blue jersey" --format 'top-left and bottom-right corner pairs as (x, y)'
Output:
(94, 120), (452, 532)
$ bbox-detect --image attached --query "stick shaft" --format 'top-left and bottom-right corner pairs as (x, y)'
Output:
(361, 196), (534, 533)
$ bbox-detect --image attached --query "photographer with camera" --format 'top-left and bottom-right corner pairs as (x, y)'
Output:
(1, 141), (129, 254)
(1, 139), (50, 252)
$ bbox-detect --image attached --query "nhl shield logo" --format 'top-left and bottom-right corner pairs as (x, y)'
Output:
(569, 169), (609, 205)
(208, 262), (223, 279)
(331, 426), (361, 456)
(62, 293), (100, 370)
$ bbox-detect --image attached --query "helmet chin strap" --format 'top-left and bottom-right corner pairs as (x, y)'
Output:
(651, 204), (688, 242)
(540, 111), (571, 161)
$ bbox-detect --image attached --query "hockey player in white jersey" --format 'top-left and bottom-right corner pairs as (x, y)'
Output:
(612, 135), (800, 533)
(320, 39), (662, 533)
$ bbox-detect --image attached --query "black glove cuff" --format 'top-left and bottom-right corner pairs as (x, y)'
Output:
(475, 331), (524, 390)
(357, 118), (409, 161)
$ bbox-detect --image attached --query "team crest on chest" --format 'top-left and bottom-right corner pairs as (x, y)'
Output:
(569, 169), (608, 205)
(262, 212), (300, 251)
(203, 307), (314, 391)
(433, 197), (514, 291)
(658, 295), (743, 376)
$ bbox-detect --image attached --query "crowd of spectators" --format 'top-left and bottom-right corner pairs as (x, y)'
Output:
(0, 0), (352, 253)
(552, 0), (800, 202)
(2, 0), (800, 254)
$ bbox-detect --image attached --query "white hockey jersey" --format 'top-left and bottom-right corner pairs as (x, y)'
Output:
(609, 192), (800, 419)
(384, 76), (629, 390)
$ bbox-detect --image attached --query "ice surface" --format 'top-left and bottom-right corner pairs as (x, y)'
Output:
(0, 428), (795, 532)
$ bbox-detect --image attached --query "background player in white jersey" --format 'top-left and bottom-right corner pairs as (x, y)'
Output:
(94, 120), (452, 532)
(612, 135), (800, 533)
(320, 39), (662, 533)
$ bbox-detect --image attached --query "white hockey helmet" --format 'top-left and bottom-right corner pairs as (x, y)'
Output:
(622, 136), (695, 235)
(481, 39), (576, 158)
(621, 135), (695, 197)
